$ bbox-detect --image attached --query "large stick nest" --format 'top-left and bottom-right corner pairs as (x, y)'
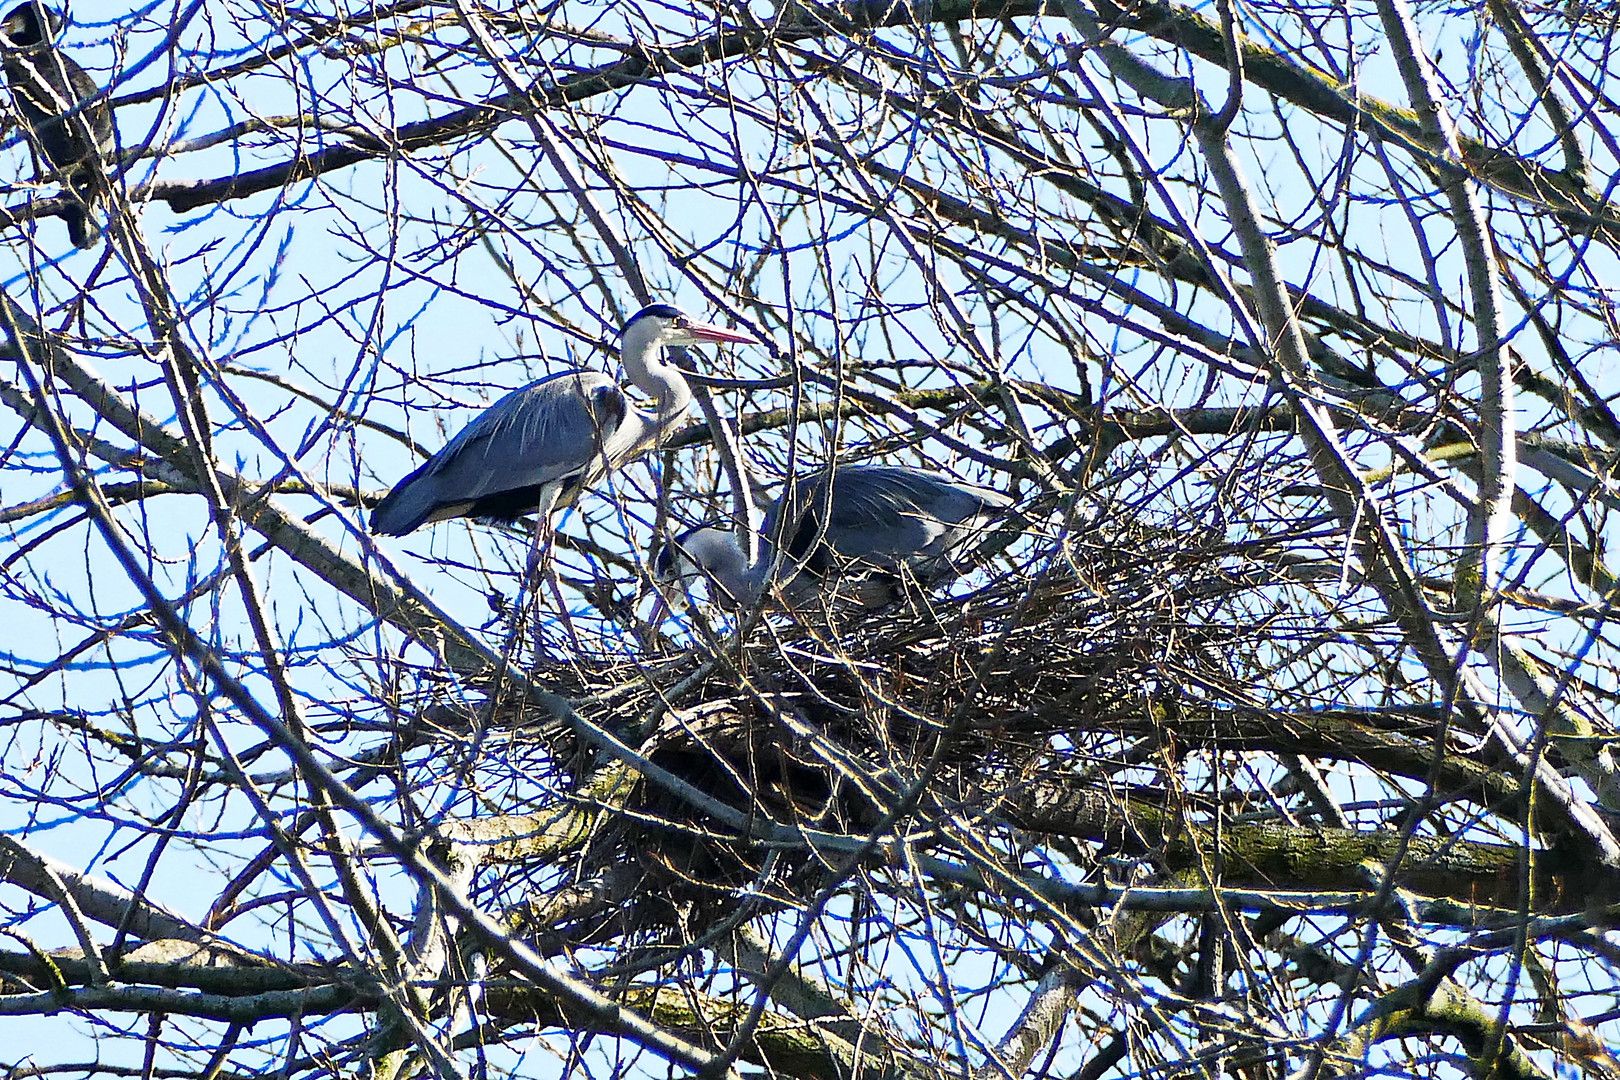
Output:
(489, 518), (1340, 925)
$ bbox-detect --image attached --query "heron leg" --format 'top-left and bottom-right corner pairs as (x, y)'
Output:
(522, 484), (591, 657)
(515, 483), (567, 656)
(536, 570), (586, 657)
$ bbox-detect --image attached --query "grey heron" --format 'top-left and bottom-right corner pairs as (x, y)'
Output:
(370, 304), (758, 536)
(0, 0), (113, 249)
(655, 463), (1015, 611)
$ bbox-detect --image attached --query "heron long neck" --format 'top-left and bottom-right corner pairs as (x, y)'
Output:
(622, 337), (692, 423)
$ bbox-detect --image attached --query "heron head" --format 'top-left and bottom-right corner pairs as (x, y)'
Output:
(652, 525), (749, 612)
(1, 2), (58, 47)
(622, 304), (758, 356)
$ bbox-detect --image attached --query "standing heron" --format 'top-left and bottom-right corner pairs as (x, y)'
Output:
(0, 0), (113, 249)
(655, 463), (1015, 611)
(371, 304), (758, 536)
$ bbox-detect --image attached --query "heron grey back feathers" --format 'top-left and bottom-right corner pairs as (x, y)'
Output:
(657, 464), (1015, 611)
(771, 464), (1013, 576)
(370, 371), (628, 536)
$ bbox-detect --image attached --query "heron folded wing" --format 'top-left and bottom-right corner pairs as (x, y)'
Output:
(370, 370), (625, 535)
(418, 371), (624, 501)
